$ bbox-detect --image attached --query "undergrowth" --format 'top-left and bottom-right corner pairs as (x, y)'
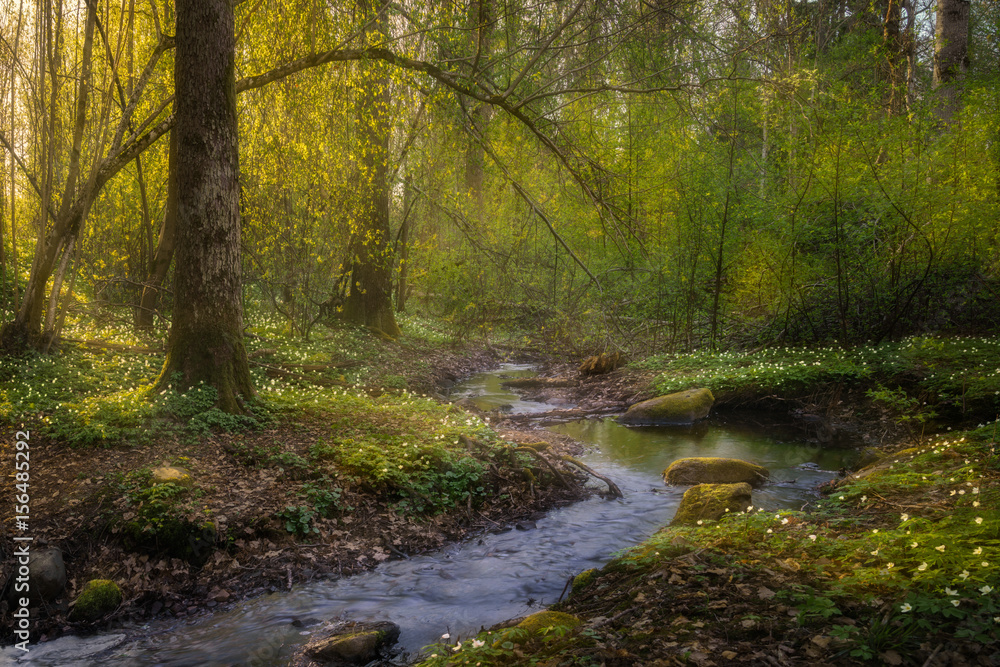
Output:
(635, 334), (1000, 422)
(267, 386), (532, 517)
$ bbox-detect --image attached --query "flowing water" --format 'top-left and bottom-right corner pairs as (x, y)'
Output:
(5, 365), (856, 666)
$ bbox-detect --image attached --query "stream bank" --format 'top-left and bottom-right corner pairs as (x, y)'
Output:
(3, 362), (860, 665)
(0, 342), (598, 651)
(6, 331), (998, 665)
(410, 348), (1000, 666)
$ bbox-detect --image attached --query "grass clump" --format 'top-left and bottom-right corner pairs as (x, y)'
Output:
(289, 388), (520, 515)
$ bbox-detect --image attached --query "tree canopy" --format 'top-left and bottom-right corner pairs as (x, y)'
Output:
(0, 0), (997, 404)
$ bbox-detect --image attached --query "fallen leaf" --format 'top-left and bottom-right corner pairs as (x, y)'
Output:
(881, 650), (903, 665)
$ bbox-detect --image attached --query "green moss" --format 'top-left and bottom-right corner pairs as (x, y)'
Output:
(516, 611), (582, 634)
(69, 579), (122, 622)
(664, 457), (769, 487)
(670, 482), (753, 526)
(493, 611), (584, 648)
(620, 388), (715, 425)
(571, 568), (598, 596)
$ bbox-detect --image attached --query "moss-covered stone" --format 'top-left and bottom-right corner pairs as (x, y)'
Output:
(853, 447), (884, 471)
(571, 568), (598, 596)
(150, 466), (194, 487)
(670, 483), (753, 526)
(663, 457), (769, 487)
(68, 579), (122, 622)
(290, 620), (400, 666)
(619, 388), (714, 425)
(579, 352), (621, 375)
(517, 610), (582, 633)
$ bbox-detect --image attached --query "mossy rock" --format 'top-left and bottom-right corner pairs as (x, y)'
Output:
(571, 568), (598, 596)
(290, 620), (400, 666)
(664, 457), (769, 487)
(579, 352), (622, 375)
(517, 610), (582, 633)
(852, 447), (884, 471)
(150, 466), (194, 488)
(619, 388), (714, 425)
(670, 483), (753, 526)
(69, 579), (122, 622)
(26, 548), (66, 602)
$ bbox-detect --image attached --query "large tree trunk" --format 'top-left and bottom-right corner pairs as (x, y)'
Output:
(340, 0), (400, 338)
(154, 0), (254, 413)
(933, 0), (970, 123)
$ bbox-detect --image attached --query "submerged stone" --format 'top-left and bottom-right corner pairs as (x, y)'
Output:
(670, 483), (753, 526)
(664, 457), (769, 487)
(619, 388), (714, 425)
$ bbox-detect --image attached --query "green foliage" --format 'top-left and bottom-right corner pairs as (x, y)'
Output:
(300, 390), (500, 513)
(278, 505), (320, 536)
(278, 477), (351, 536)
(867, 384), (938, 438)
(111, 471), (216, 563)
(636, 335), (1000, 420)
(780, 590), (841, 625)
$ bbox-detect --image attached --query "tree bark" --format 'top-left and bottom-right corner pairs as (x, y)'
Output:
(137, 129), (178, 330)
(882, 0), (905, 115)
(340, 0), (401, 338)
(154, 0), (254, 413)
(396, 173), (413, 313)
(463, 0), (494, 208)
(933, 0), (970, 123)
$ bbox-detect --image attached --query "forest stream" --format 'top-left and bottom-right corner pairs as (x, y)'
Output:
(6, 365), (856, 666)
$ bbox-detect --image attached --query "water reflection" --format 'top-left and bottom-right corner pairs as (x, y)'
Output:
(551, 417), (848, 510)
(446, 363), (556, 413)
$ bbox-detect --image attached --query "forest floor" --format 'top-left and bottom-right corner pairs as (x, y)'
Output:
(0, 321), (647, 647)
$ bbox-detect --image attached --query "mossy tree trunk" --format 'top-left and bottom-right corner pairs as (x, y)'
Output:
(154, 0), (254, 413)
(340, 0), (400, 339)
